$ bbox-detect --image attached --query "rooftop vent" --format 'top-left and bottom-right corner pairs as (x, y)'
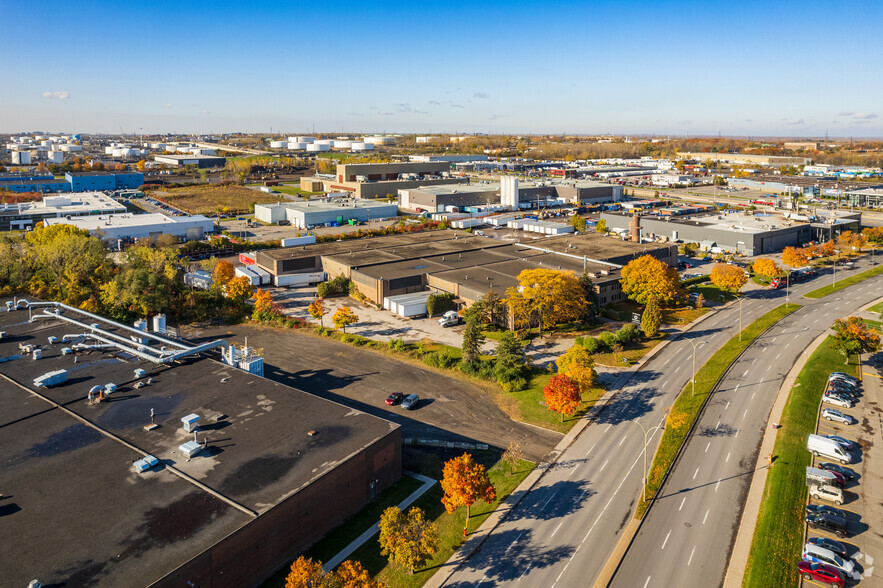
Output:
(181, 413), (200, 433)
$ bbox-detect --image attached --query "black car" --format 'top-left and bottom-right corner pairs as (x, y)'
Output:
(806, 504), (847, 519)
(826, 390), (858, 402)
(807, 537), (850, 559)
(818, 462), (856, 480)
(806, 513), (849, 538)
(830, 379), (859, 391)
(826, 435), (859, 451)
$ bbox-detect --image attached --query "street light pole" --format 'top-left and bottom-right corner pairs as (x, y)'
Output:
(738, 298), (744, 341)
(629, 419), (663, 503)
(689, 339), (701, 396)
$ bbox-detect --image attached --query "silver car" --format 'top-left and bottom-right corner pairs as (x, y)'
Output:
(821, 408), (852, 425)
(401, 394), (419, 410)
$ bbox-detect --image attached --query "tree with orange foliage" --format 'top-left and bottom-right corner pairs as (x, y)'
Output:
(332, 306), (358, 333)
(863, 226), (883, 244)
(284, 556), (326, 588)
(752, 258), (780, 278)
(555, 344), (596, 392)
(335, 560), (384, 587)
(819, 240), (835, 257)
(831, 317), (881, 364)
(543, 373), (581, 419)
(709, 263), (748, 291)
(619, 254), (684, 305)
(224, 275), (253, 303)
(440, 453), (497, 529)
(212, 259), (235, 288)
(308, 298), (327, 327)
(253, 289), (274, 316)
(136, 160), (146, 171)
(284, 556), (384, 588)
(781, 247), (808, 268)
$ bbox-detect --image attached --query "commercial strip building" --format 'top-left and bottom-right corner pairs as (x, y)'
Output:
(153, 154), (227, 168)
(677, 152), (811, 166)
(328, 161), (463, 199)
(599, 209), (862, 256)
(844, 187), (883, 208)
(254, 197), (398, 228)
(0, 171), (144, 194)
(253, 230), (676, 308)
(0, 300), (401, 587)
(0, 192), (126, 231)
(43, 212), (214, 241)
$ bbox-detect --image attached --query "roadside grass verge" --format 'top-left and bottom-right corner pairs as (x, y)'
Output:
(742, 339), (858, 588)
(690, 283), (738, 304)
(592, 334), (668, 367)
(868, 301), (883, 314)
(351, 455), (534, 588)
(635, 303), (802, 518)
(517, 371), (606, 433)
(804, 265), (883, 298)
(660, 306), (707, 325)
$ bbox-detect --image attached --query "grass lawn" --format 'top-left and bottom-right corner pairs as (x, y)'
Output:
(804, 264), (883, 298)
(690, 283), (738, 304)
(592, 334), (668, 367)
(156, 184), (281, 215)
(636, 303), (802, 518)
(742, 339), (858, 588)
(868, 301), (883, 314)
(345, 455), (536, 588)
(260, 475), (424, 587)
(515, 371), (606, 433)
(660, 306), (707, 325)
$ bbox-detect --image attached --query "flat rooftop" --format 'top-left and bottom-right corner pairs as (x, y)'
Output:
(0, 301), (399, 587)
(259, 198), (397, 213)
(409, 183), (500, 196)
(0, 191), (126, 216)
(43, 212), (211, 230)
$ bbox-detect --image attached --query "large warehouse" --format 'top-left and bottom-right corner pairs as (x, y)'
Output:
(327, 161), (464, 199)
(599, 209), (862, 255)
(0, 192), (127, 231)
(43, 212), (214, 241)
(254, 197), (398, 228)
(0, 300), (401, 587)
(0, 171), (144, 194)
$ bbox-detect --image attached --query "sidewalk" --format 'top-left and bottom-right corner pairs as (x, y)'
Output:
(722, 328), (832, 588)
(322, 472), (436, 572)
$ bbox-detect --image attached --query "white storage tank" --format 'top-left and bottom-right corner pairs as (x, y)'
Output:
(350, 142), (374, 152)
(12, 151), (31, 164)
(270, 141), (288, 149)
(289, 142), (308, 150)
(47, 151), (64, 163)
(105, 146), (115, 154)
(112, 148), (124, 157)
(333, 140), (352, 149)
(295, 136), (316, 144)
(40, 140), (53, 147)
(61, 144), (81, 152)
(306, 143), (330, 152)
(314, 139), (334, 147)
(150, 143), (166, 150)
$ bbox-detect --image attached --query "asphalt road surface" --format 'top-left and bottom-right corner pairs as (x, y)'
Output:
(438, 258), (881, 588)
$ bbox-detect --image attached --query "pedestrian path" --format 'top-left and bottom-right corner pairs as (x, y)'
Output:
(323, 471), (437, 572)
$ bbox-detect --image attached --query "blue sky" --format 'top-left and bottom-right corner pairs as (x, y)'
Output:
(1, 0), (881, 137)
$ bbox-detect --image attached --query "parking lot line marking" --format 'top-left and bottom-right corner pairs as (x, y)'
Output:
(599, 459), (609, 472)
(679, 496), (686, 511)
(619, 435), (628, 447)
(703, 509), (709, 524)
(726, 451), (731, 463)
(551, 521), (564, 538)
(693, 467), (700, 480)
(688, 545), (696, 566)
(705, 442), (710, 453)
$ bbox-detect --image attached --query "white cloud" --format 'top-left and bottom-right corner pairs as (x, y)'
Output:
(473, 92), (489, 99)
(162, 103), (173, 109)
(854, 112), (878, 120)
(42, 91), (69, 99)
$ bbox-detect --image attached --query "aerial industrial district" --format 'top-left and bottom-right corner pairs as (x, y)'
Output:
(3, 134), (883, 588)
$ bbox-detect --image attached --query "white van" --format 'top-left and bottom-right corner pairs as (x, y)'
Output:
(807, 434), (852, 464)
(802, 543), (860, 580)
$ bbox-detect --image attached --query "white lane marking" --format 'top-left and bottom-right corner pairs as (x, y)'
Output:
(725, 401), (730, 410)
(743, 409), (748, 421)
(599, 459), (609, 472)
(505, 532), (524, 554)
(477, 573), (487, 587)
(643, 576), (651, 588)
(813, 318), (820, 324)
(743, 369), (749, 377)
(770, 337), (776, 343)
(541, 491), (557, 511)
(705, 441), (710, 453)
(735, 428), (740, 439)
(775, 353), (781, 361)
(751, 358), (757, 365)
(735, 384), (740, 392)
(605, 424), (612, 433)
(661, 380), (668, 388)
(578, 487), (589, 500)
(766, 364), (772, 373)
(693, 467), (700, 480)
(520, 563), (532, 579)
(679, 496), (686, 511)
(555, 563), (570, 583)
(619, 435), (628, 447)
(587, 442), (596, 457)
(726, 451), (731, 463)
(703, 509), (709, 524)
(664, 358), (670, 366)
(661, 529), (672, 550)
(569, 464), (578, 478)
(688, 545), (696, 566)
(784, 343), (790, 350)
(715, 479), (720, 493)
(716, 420), (721, 430)
(674, 365), (681, 374)
(751, 392), (756, 399)
(551, 521), (564, 538)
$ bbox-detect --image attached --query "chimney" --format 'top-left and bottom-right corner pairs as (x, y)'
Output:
(629, 213), (641, 243)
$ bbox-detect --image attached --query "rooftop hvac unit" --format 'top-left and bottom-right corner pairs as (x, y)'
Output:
(181, 413), (200, 432)
(133, 455), (160, 473)
(179, 441), (202, 458)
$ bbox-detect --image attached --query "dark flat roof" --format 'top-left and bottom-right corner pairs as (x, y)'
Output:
(0, 302), (399, 586)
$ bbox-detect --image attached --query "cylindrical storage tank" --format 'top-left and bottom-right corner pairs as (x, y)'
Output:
(270, 141), (288, 148)
(40, 140), (53, 147)
(306, 143), (330, 152)
(150, 143), (166, 150)
(12, 152), (32, 164)
(121, 148), (137, 158)
(314, 139), (333, 147)
(112, 148), (125, 157)
(34, 135), (45, 140)
(289, 142), (308, 150)
(350, 142), (374, 151)
(6, 143), (19, 151)
(296, 136), (315, 144)
(105, 146), (115, 154)
(333, 140), (352, 149)
(48, 151), (64, 163)
(62, 144), (81, 152)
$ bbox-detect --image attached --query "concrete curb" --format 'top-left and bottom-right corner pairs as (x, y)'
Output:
(722, 329), (832, 588)
(425, 308), (723, 588)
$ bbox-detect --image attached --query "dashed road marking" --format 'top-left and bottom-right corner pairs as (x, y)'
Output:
(693, 467), (700, 480)
(703, 509), (709, 524)
(661, 529), (671, 550)
(688, 545), (696, 566)
(679, 496), (686, 511)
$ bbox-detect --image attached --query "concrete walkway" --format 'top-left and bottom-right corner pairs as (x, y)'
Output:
(323, 471), (437, 572)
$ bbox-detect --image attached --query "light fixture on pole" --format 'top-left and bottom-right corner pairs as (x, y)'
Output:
(688, 339), (702, 396)
(738, 298), (744, 341)
(630, 419), (663, 503)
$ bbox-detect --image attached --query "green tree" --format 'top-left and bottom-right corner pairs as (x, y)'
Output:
(570, 214), (586, 232)
(641, 296), (662, 337)
(426, 292), (456, 317)
(378, 506), (439, 575)
(481, 289), (505, 327)
(494, 331), (526, 385)
(577, 273), (599, 323)
(461, 302), (486, 364)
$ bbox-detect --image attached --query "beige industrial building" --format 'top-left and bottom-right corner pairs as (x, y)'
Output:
(328, 161), (463, 199)
(677, 152), (811, 166)
(784, 141), (821, 151)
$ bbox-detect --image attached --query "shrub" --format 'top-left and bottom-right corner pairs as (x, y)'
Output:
(500, 377), (527, 394)
(426, 292), (456, 317)
(580, 336), (600, 354)
(316, 326), (331, 336)
(388, 338), (406, 351)
(616, 323), (640, 345)
(598, 331), (616, 349)
(317, 275), (351, 298)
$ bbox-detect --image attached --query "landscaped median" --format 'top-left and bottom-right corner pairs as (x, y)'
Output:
(741, 339), (858, 588)
(635, 303), (802, 518)
(804, 264), (883, 298)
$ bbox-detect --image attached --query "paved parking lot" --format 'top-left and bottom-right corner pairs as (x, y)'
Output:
(805, 355), (883, 586)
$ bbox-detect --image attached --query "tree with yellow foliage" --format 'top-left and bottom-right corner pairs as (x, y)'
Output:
(308, 298), (327, 327)
(709, 263), (748, 292)
(332, 306), (359, 333)
(284, 556), (384, 588)
(619, 255), (683, 305)
(556, 344), (596, 393)
(503, 269), (587, 335)
(752, 258), (780, 278)
(831, 317), (881, 364)
(378, 506), (439, 575)
(212, 259), (235, 288)
(223, 275), (253, 303)
(781, 247), (808, 268)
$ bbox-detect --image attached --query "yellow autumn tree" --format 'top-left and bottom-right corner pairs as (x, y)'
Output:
(781, 247), (808, 268)
(212, 259), (235, 288)
(752, 258), (780, 278)
(556, 344), (596, 392)
(332, 306), (359, 333)
(224, 275), (253, 302)
(503, 268), (587, 334)
(709, 263), (748, 292)
(619, 254), (683, 305)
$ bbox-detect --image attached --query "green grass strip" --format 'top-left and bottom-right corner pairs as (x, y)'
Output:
(742, 338), (858, 588)
(804, 264), (883, 298)
(635, 303), (802, 519)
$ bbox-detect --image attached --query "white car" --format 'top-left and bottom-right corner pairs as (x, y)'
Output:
(822, 409), (852, 425)
(810, 484), (844, 505)
(824, 395), (852, 409)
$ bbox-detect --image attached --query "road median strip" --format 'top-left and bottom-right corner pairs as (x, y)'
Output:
(804, 264), (883, 299)
(635, 303), (802, 519)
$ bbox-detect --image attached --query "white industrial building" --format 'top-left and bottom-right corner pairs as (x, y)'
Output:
(254, 198), (398, 228)
(651, 173), (697, 186)
(0, 193), (126, 231)
(43, 212), (214, 241)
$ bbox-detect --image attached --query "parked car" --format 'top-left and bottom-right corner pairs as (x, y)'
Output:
(823, 394), (852, 408)
(826, 435), (859, 451)
(806, 504), (847, 519)
(821, 408), (853, 425)
(830, 372), (858, 385)
(797, 561), (844, 588)
(385, 392), (404, 406)
(818, 462), (856, 480)
(806, 513), (849, 538)
(807, 537), (850, 559)
(809, 484), (844, 505)
(401, 394), (419, 410)
(802, 542), (860, 579)
(829, 375), (859, 388)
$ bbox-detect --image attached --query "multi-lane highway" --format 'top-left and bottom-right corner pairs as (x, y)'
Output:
(437, 259), (881, 588)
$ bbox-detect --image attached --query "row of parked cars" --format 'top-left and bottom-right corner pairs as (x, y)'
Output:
(800, 372), (864, 587)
